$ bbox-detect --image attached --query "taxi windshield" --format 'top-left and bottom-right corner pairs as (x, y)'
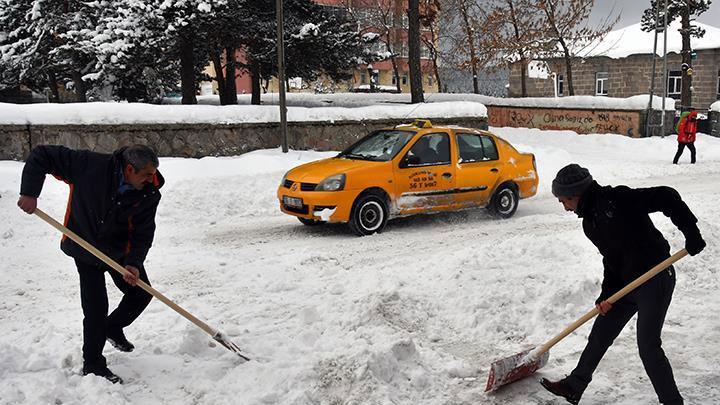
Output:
(338, 130), (415, 161)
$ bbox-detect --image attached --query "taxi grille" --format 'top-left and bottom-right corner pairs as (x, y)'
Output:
(283, 204), (309, 214)
(300, 183), (318, 191)
(283, 179), (293, 188)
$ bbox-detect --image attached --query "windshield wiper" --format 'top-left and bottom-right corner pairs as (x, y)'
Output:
(340, 153), (372, 160)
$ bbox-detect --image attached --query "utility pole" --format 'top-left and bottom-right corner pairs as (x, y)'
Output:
(276, 0), (288, 153)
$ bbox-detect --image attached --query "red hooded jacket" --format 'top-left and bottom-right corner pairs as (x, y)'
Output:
(677, 111), (698, 144)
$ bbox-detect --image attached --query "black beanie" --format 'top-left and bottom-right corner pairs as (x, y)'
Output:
(552, 164), (593, 197)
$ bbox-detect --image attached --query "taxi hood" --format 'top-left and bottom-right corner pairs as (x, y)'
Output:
(287, 157), (379, 183)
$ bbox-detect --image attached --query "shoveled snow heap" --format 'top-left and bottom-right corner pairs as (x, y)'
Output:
(0, 127), (719, 404)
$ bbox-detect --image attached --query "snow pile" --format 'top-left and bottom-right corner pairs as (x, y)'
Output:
(0, 94), (670, 127)
(711, 101), (720, 113)
(584, 21), (720, 59)
(479, 94), (675, 111)
(1, 128), (719, 404)
(167, 92), (677, 111)
(0, 101), (487, 126)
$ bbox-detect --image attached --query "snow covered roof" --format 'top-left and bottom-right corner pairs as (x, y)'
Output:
(584, 21), (720, 59)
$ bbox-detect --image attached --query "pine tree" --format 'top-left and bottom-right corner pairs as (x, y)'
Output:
(156, 0), (220, 104)
(0, 0), (93, 101)
(241, 0), (372, 104)
(641, 0), (711, 109)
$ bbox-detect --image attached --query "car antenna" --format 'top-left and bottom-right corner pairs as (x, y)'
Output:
(393, 93), (434, 130)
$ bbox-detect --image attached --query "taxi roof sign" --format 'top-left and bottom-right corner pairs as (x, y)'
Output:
(412, 119), (433, 128)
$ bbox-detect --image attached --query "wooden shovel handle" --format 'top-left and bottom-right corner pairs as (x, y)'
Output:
(34, 208), (217, 337)
(537, 249), (688, 356)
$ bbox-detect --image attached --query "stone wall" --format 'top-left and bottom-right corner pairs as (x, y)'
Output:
(509, 48), (720, 111)
(0, 117), (489, 161)
(487, 105), (673, 137)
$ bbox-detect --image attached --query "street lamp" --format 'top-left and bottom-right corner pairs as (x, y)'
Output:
(367, 63), (375, 92)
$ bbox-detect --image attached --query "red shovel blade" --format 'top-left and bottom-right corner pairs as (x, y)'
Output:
(485, 347), (549, 392)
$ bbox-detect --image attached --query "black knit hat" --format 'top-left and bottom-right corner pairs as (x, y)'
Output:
(552, 164), (593, 197)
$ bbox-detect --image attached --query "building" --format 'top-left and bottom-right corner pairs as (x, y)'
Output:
(509, 21), (720, 110)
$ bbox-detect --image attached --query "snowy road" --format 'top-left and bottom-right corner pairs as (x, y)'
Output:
(1, 128), (719, 404)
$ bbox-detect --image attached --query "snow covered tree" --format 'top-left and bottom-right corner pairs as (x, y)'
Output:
(642, 0), (712, 109)
(156, 0), (220, 104)
(0, 0), (178, 103)
(343, 0), (404, 93)
(0, 0), (97, 101)
(240, 0), (372, 104)
(535, 0), (618, 96)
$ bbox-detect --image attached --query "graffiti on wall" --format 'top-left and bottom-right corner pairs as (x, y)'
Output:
(488, 106), (641, 137)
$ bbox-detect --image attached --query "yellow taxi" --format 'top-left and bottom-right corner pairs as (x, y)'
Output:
(277, 120), (538, 235)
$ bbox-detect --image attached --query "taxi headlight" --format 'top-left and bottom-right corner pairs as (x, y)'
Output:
(315, 174), (346, 191)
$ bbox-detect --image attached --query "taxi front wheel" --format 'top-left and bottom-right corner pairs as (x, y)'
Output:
(488, 184), (518, 219)
(349, 192), (388, 236)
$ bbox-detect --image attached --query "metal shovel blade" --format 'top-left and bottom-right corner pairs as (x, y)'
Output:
(485, 347), (549, 392)
(212, 331), (251, 362)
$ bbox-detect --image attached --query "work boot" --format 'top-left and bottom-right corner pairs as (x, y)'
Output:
(107, 328), (135, 352)
(82, 366), (123, 384)
(540, 377), (582, 405)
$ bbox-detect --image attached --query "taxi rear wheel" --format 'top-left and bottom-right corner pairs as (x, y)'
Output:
(488, 184), (518, 219)
(349, 192), (388, 236)
(298, 217), (325, 226)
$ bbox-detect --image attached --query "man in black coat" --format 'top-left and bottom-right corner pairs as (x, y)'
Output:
(17, 144), (164, 384)
(540, 164), (705, 405)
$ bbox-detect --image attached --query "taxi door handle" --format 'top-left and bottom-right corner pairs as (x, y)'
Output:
(442, 172), (452, 178)
(490, 168), (499, 172)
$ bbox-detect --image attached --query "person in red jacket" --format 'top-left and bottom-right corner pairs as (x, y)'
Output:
(673, 110), (698, 164)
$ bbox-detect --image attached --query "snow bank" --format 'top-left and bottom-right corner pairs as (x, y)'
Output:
(711, 101), (720, 113)
(0, 94), (675, 129)
(1, 127), (720, 404)
(167, 92), (676, 111)
(0, 101), (487, 125)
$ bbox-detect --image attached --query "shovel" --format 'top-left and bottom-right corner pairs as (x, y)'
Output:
(34, 208), (251, 361)
(485, 249), (688, 392)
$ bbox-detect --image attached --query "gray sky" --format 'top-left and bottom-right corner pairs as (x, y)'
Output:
(590, 0), (720, 29)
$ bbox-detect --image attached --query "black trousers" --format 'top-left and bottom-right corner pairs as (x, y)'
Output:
(566, 267), (683, 405)
(75, 259), (152, 369)
(673, 142), (696, 164)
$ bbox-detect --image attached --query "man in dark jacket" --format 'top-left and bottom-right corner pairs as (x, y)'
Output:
(17, 144), (164, 384)
(540, 164), (705, 405)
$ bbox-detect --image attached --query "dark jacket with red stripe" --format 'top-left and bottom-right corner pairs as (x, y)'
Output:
(577, 181), (701, 304)
(20, 145), (164, 268)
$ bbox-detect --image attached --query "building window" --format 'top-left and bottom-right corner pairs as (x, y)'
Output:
(668, 70), (682, 96)
(595, 72), (608, 96)
(402, 75), (408, 85)
(360, 73), (367, 84)
(716, 69), (720, 99)
(428, 75), (433, 86)
(556, 74), (564, 97)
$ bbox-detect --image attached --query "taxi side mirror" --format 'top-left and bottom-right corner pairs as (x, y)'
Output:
(400, 155), (421, 168)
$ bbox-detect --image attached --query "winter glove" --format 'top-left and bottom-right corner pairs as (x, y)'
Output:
(685, 232), (706, 256)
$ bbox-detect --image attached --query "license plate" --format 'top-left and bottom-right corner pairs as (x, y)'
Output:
(283, 196), (303, 208)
